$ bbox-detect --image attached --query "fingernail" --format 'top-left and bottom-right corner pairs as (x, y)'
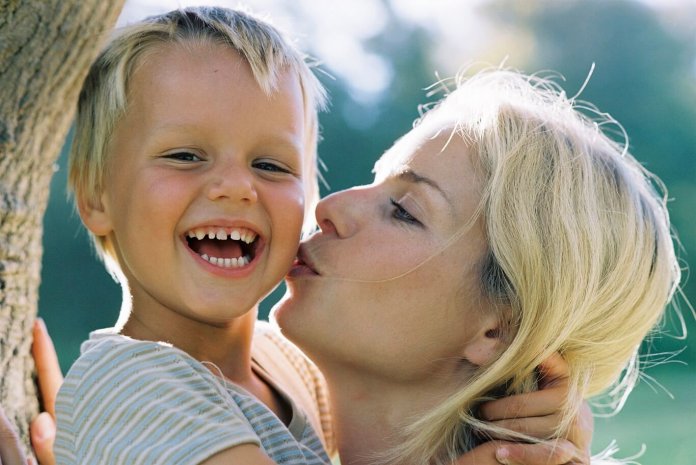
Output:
(33, 413), (51, 440)
(496, 447), (510, 464)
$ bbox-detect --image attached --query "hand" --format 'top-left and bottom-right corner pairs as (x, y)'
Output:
(453, 438), (583, 465)
(29, 319), (62, 465)
(473, 353), (592, 464)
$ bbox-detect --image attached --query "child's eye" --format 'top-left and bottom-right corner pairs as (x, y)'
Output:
(390, 198), (421, 226)
(253, 160), (293, 174)
(163, 151), (202, 162)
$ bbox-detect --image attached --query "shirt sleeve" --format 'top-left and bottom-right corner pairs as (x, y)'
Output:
(55, 338), (260, 465)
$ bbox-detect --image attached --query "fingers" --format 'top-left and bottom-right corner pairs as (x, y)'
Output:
(0, 409), (27, 465)
(476, 352), (591, 463)
(479, 387), (565, 421)
(452, 439), (586, 465)
(29, 413), (56, 465)
(478, 352), (574, 441)
(450, 441), (505, 465)
(32, 319), (63, 418)
(495, 438), (588, 465)
(535, 352), (569, 389)
(481, 396), (593, 453)
(480, 353), (569, 422)
(487, 415), (559, 440)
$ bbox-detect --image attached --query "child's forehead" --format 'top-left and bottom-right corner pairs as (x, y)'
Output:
(126, 43), (246, 109)
(130, 41), (240, 83)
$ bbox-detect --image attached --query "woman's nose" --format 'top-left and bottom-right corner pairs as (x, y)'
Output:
(315, 186), (369, 238)
(206, 162), (258, 204)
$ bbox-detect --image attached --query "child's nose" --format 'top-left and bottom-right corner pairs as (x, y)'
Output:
(206, 163), (258, 204)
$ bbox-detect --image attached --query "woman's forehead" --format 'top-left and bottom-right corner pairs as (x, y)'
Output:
(373, 121), (452, 179)
(373, 120), (465, 180)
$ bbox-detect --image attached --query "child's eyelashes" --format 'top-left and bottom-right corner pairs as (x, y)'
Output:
(252, 159), (298, 177)
(162, 151), (203, 163)
(389, 198), (422, 226)
(157, 152), (299, 178)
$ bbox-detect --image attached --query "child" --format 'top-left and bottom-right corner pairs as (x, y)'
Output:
(55, 7), (332, 464)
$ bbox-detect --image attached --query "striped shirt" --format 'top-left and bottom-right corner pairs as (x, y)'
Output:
(54, 329), (330, 465)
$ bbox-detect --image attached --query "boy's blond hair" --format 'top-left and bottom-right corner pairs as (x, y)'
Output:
(69, 6), (326, 275)
(381, 69), (681, 465)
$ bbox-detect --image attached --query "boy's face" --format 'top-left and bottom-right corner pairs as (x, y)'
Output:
(82, 42), (306, 326)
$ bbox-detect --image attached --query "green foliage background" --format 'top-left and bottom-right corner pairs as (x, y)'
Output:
(39, 1), (695, 463)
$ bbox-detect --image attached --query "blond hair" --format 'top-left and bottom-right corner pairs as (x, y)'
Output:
(383, 69), (681, 464)
(69, 6), (326, 273)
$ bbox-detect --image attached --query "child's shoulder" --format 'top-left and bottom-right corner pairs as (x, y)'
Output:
(80, 328), (172, 355)
(75, 329), (194, 374)
(55, 330), (263, 465)
(60, 329), (213, 402)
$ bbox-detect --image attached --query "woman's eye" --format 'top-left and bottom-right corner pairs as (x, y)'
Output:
(253, 160), (292, 174)
(390, 198), (421, 225)
(163, 152), (202, 162)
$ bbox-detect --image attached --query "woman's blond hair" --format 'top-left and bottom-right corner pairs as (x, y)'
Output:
(68, 6), (326, 275)
(382, 69), (681, 465)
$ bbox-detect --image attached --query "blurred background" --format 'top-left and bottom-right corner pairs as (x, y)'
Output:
(39, 0), (695, 463)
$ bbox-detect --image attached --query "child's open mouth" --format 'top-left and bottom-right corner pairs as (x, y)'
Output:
(185, 227), (259, 268)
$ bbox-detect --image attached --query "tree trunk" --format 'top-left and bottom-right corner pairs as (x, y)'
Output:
(0, 0), (124, 452)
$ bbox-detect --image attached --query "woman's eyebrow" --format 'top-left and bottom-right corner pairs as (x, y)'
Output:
(397, 169), (454, 210)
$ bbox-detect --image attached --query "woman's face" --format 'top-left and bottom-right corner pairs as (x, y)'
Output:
(274, 120), (493, 382)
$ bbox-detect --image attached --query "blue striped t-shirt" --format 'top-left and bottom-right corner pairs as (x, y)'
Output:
(54, 330), (330, 465)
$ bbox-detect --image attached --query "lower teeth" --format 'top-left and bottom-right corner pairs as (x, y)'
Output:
(200, 254), (250, 268)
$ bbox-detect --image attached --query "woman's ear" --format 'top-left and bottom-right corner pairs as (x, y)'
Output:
(77, 192), (113, 236)
(462, 316), (508, 367)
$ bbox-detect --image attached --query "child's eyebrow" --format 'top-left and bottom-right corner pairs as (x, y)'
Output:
(147, 124), (304, 153)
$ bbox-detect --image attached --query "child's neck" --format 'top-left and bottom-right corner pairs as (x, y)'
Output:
(121, 306), (256, 378)
(120, 305), (290, 424)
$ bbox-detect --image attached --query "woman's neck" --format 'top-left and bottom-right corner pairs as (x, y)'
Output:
(324, 365), (467, 465)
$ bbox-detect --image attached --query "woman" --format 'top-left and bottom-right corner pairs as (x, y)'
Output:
(3, 68), (675, 465)
(272, 69), (679, 464)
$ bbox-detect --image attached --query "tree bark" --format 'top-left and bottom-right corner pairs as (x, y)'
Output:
(0, 0), (124, 452)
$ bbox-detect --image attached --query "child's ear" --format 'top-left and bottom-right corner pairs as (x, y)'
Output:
(77, 192), (113, 236)
(462, 315), (508, 367)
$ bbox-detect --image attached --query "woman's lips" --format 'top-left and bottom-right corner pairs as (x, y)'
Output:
(288, 248), (320, 277)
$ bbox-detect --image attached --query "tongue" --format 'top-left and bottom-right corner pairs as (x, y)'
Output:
(196, 239), (243, 259)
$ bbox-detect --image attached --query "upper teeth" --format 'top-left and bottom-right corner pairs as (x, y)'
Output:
(186, 227), (257, 244)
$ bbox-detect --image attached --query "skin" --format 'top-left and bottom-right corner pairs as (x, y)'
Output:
(0, 41), (591, 465)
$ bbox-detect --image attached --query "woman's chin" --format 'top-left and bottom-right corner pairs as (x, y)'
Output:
(269, 292), (305, 335)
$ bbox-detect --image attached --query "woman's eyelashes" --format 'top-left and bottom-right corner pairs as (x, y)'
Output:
(389, 198), (422, 226)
